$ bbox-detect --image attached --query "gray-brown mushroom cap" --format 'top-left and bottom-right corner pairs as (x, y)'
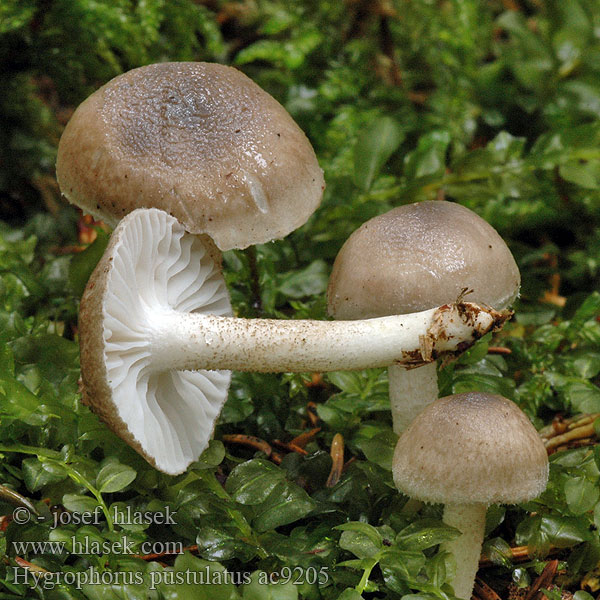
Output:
(56, 62), (324, 251)
(327, 201), (520, 319)
(392, 392), (549, 505)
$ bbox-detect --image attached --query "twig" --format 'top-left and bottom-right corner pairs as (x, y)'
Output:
(541, 413), (600, 439)
(553, 438), (596, 453)
(342, 456), (357, 473)
(77, 213), (107, 245)
(305, 548), (327, 555)
(305, 373), (324, 388)
(272, 439), (309, 455)
(501, 0), (521, 10)
(306, 402), (320, 428)
(474, 578), (502, 600)
(222, 434), (283, 464)
(0, 485), (39, 515)
(132, 545), (195, 561)
(291, 428), (321, 448)
(15, 556), (51, 574)
(479, 545), (558, 567)
(539, 253), (566, 308)
(49, 244), (87, 255)
(525, 560), (558, 600)
(326, 434), (344, 488)
(488, 346), (512, 355)
(544, 423), (596, 451)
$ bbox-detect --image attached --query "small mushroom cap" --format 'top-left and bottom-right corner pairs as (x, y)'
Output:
(57, 62), (324, 251)
(392, 392), (549, 505)
(79, 208), (232, 475)
(327, 201), (520, 319)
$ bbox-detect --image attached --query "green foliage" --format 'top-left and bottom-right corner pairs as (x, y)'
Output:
(2, 0), (600, 598)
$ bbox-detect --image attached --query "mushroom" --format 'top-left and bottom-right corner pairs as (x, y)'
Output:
(80, 208), (509, 474)
(327, 201), (520, 434)
(392, 392), (549, 600)
(58, 62), (326, 471)
(56, 61), (324, 251)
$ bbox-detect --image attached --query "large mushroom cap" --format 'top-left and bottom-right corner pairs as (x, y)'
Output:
(327, 201), (520, 319)
(392, 392), (549, 505)
(79, 208), (232, 475)
(57, 62), (324, 251)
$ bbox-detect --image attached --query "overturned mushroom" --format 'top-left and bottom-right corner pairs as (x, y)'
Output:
(59, 63), (327, 464)
(392, 392), (549, 600)
(80, 208), (509, 474)
(328, 201), (520, 434)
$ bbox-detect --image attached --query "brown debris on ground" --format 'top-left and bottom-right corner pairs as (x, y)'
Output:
(326, 433), (345, 488)
(476, 560), (564, 600)
(541, 413), (599, 454)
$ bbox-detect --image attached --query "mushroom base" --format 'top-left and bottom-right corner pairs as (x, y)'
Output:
(441, 502), (487, 600)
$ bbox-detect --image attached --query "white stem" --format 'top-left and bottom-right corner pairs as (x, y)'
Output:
(148, 302), (505, 374)
(388, 362), (438, 434)
(441, 503), (487, 600)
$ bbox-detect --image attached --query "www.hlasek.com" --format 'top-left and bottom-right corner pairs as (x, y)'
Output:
(11, 537), (183, 557)
(12, 566), (331, 591)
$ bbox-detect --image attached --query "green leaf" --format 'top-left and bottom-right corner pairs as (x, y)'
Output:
(234, 30), (321, 69)
(570, 292), (600, 329)
(451, 372), (516, 397)
(196, 526), (253, 561)
(564, 476), (599, 515)
(379, 549), (426, 582)
(353, 117), (404, 190)
(225, 459), (285, 505)
(404, 130), (451, 180)
(9, 334), (79, 387)
(192, 440), (225, 470)
(336, 522), (383, 559)
(355, 430), (396, 471)
(516, 514), (591, 554)
(158, 553), (240, 600)
(559, 162), (600, 189)
(424, 550), (449, 588)
(563, 380), (600, 413)
(68, 230), (109, 297)
(96, 462), (137, 493)
(396, 520), (460, 551)
(574, 591), (596, 600)
(277, 260), (328, 299)
(572, 353), (600, 378)
(22, 458), (66, 492)
(62, 494), (101, 514)
(327, 372), (368, 396)
(251, 480), (316, 532)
